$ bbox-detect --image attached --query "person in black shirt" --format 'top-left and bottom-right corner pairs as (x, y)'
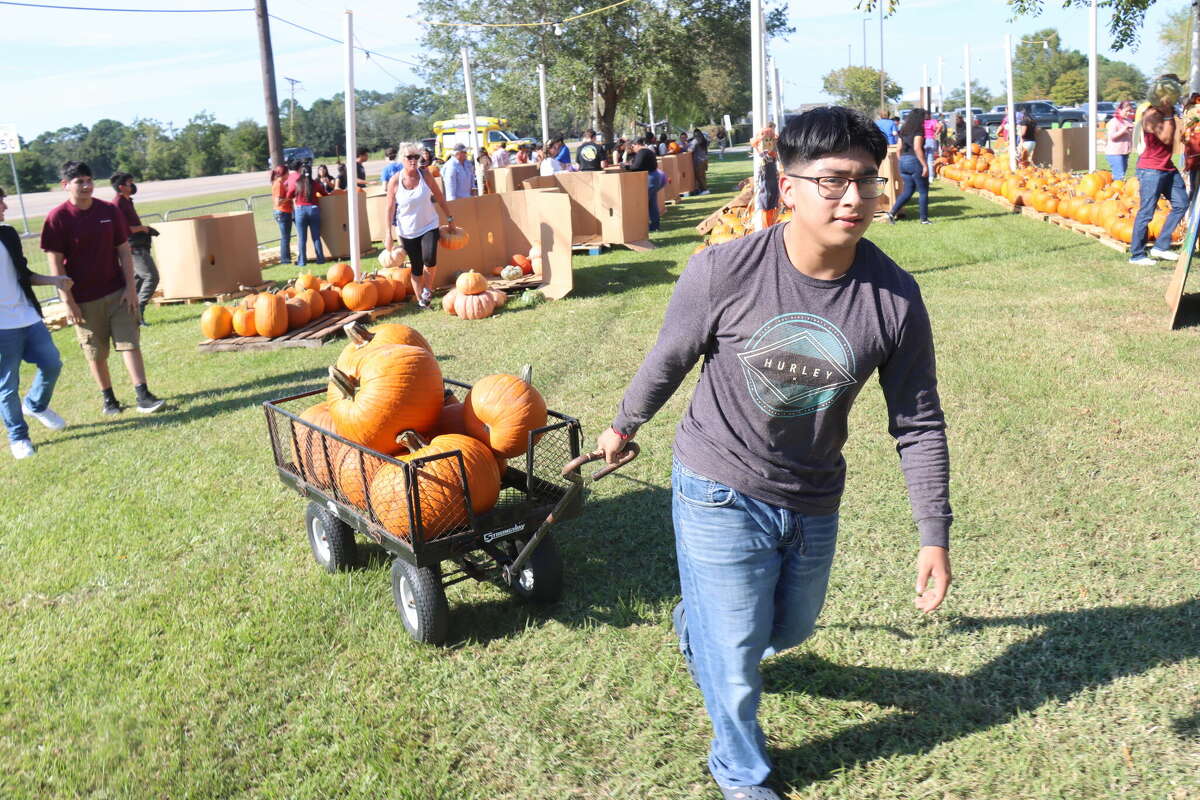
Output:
(576, 129), (608, 171)
(354, 146), (368, 188)
(624, 135), (662, 232)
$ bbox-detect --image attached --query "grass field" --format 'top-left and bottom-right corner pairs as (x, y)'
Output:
(2, 158), (1198, 799)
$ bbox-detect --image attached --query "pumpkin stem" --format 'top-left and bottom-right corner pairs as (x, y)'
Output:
(396, 429), (429, 453)
(519, 364), (533, 385)
(327, 366), (357, 400)
(343, 321), (373, 346)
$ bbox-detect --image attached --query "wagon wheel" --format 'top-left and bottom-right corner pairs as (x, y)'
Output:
(391, 559), (449, 645)
(507, 533), (563, 603)
(305, 501), (357, 573)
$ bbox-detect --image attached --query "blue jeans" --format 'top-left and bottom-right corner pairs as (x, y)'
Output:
(294, 205), (324, 266)
(924, 143), (937, 178)
(1131, 167), (1188, 258)
(648, 170), (663, 232)
(1106, 153), (1128, 182)
(890, 153), (929, 222)
(671, 459), (839, 787)
(274, 210), (294, 264)
(0, 322), (62, 443)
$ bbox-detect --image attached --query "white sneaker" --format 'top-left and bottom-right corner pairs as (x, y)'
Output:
(10, 439), (35, 459)
(420, 288), (432, 303)
(22, 400), (66, 430)
(1129, 256), (1156, 266)
(1150, 248), (1179, 261)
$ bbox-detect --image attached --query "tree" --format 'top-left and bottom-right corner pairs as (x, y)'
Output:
(1051, 68), (1088, 105)
(176, 112), (229, 177)
(222, 120), (269, 173)
(821, 66), (901, 114)
(1012, 29), (1086, 99)
(1098, 55), (1148, 100)
(945, 80), (998, 109)
(417, 0), (790, 143)
(1157, 5), (1192, 78)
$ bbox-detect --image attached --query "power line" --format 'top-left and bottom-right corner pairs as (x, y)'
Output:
(0, 1), (249, 10)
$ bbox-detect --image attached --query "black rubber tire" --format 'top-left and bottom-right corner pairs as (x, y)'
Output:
(391, 559), (449, 645)
(305, 501), (357, 573)
(509, 533), (564, 603)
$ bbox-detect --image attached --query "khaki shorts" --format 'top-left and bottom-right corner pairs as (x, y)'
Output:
(74, 288), (140, 361)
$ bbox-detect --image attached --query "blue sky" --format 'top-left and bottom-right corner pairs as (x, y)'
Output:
(2, 0), (1185, 141)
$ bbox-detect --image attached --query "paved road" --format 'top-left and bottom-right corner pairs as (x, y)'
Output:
(11, 159), (390, 221)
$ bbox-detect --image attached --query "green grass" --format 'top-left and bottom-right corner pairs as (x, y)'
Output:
(2, 158), (1199, 799)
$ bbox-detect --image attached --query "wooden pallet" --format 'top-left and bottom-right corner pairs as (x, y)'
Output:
(153, 282), (273, 306)
(696, 184), (754, 234)
(196, 302), (407, 352)
(487, 275), (543, 292)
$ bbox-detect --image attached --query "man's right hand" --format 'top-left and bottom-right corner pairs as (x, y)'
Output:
(596, 426), (633, 465)
(65, 299), (82, 325)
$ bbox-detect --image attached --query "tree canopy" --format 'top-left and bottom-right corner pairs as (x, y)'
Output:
(821, 66), (902, 114)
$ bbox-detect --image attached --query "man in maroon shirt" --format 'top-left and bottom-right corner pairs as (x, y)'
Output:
(110, 171), (159, 324)
(41, 161), (164, 415)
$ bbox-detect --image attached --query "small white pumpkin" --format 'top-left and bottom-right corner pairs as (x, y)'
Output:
(500, 264), (524, 281)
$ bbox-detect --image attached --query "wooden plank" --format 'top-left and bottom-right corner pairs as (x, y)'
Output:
(196, 309), (367, 353)
(153, 281), (272, 306)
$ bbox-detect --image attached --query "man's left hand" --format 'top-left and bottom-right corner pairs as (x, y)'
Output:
(123, 288), (139, 314)
(915, 545), (951, 614)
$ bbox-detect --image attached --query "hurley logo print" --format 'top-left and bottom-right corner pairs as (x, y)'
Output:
(737, 313), (857, 417)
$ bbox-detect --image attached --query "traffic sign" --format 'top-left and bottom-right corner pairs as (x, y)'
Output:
(0, 124), (19, 154)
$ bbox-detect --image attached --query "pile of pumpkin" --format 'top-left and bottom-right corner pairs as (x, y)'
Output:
(939, 145), (1182, 246)
(440, 269), (509, 320)
(489, 250), (540, 281)
(696, 204), (792, 251)
(199, 262), (417, 341)
(296, 320), (547, 542)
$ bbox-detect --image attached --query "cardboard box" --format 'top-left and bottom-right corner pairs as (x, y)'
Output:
(492, 164), (540, 193)
(1034, 127), (1090, 172)
(659, 154), (682, 203)
(425, 189), (574, 299)
(878, 150), (902, 201)
(666, 153), (694, 196)
(365, 189), (389, 243)
(306, 191), (373, 260)
(154, 211), (262, 299)
(521, 170), (650, 247)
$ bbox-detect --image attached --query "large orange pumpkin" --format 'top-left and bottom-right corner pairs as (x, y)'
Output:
(368, 274), (395, 305)
(334, 321), (432, 375)
(369, 433), (501, 541)
(433, 393), (466, 436)
(296, 401), (346, 489)
(296, 272), (321, 291)
(285, 296), (311, 330)
(454, 291), (495, 320)
(341, 280), (378, 312)
(456, 270), (488, 296)
(334, 445), (386, 510)
(439, 224), (469, 251)
(327, 262), (354, 288)
(319, 283), (343, 312)
(326, 344), (444, 455)
(463, 373), (548, 458)
(254, 292), (288, 338)
(200, 305), (233, 339)
(232, 306), (256, 337)
(297, 287), (325, 318)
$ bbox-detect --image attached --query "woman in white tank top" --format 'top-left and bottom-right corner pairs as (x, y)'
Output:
(384, 142), (454, 308)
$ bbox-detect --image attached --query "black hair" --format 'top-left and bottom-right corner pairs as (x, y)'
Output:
(60, 161), (92, 181)
(109, 171), (133, 189)
(296, 164), (315, 203)
(285, 160), (299, 171)
(777, 106), (887, 170)
(356, 146), (368, 158)
(898, 108), (927, 140)
(385, 147), (397, 159)
(585, 129), (596, 138)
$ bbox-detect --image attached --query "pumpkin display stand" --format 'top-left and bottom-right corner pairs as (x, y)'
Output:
(263, 380), (638, 645)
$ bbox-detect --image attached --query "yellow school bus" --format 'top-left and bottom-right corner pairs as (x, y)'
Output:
(431, 116), (534, 161)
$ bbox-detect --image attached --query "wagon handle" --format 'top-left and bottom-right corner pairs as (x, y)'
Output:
(562, 442), (639, 481)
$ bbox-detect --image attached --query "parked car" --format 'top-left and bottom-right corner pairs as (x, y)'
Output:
(976, 101), (1087, 134)
(952, 107), (987, 120)
(281, 146), (314, 167)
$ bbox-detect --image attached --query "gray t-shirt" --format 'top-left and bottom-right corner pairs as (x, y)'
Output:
(612, 223), (952, 547)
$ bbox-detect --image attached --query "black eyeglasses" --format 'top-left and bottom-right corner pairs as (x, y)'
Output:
(786, 174), (888, 200)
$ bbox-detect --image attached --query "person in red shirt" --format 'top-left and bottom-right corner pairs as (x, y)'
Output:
(284, 164), (328, 267)
(41, 161), (164, 415)
(110, 171), (158, 324)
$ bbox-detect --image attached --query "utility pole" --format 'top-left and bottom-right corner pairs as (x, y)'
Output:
(283, 76), (301, 143)
(878, 1), (885, 113)
(255, 0), (284, 168)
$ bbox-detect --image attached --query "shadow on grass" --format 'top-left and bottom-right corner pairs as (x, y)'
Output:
(444, 481), (677, 646)
(48, 367), (325, 445)
(765, 598), (1200, 791)
(569, 259), (681, 299)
